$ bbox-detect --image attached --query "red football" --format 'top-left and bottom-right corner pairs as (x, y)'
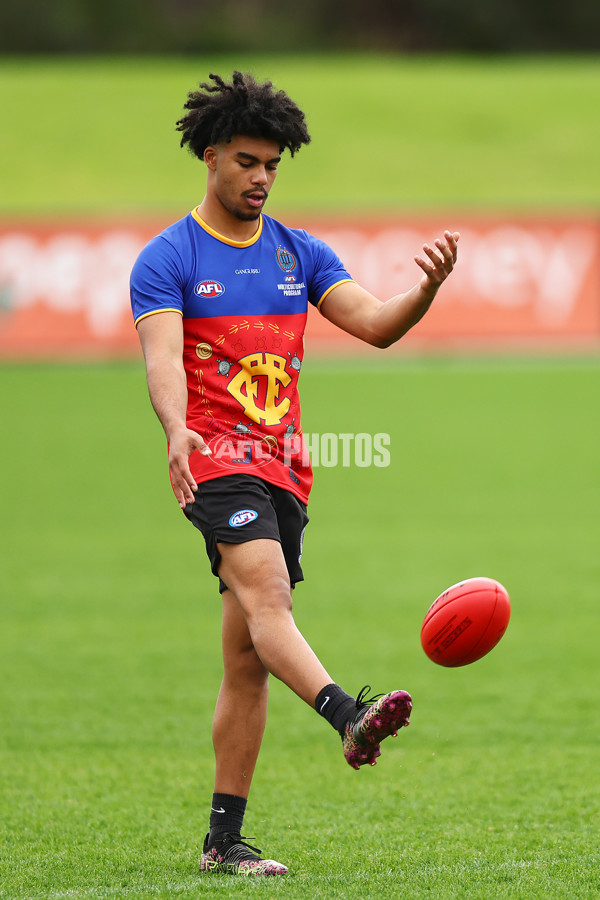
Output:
(421, 577), (511, 667)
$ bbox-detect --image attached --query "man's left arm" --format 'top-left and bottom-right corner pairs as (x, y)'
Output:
(320, 230), (459, 348)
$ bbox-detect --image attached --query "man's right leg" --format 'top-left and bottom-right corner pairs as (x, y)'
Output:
(218, 538), (412, 769)
(217, 537), (334, 705)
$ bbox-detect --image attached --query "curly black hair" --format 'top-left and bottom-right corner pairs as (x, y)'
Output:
(176, 71), (311, 159)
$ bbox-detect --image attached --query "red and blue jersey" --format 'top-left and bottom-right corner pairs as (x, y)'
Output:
(130, 208), (353, 503)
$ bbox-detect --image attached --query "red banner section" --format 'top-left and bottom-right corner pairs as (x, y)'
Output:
(0, 215), (598, 358)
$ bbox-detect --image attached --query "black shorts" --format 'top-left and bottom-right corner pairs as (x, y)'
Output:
(183, 474), (309, 593)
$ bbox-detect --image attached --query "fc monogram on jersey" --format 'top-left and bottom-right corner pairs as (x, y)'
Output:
(227, 352), (292, 426)
(131, 210), (353, 504)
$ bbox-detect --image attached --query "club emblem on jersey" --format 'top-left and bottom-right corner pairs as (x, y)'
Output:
(276, 247), (297, 273)
(227, 352), (291, 426)
(195, 280), (225, 298)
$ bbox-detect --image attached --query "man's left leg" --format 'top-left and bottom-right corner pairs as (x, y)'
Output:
(212, 587), (268, 799)
(201, 586), (289, 875)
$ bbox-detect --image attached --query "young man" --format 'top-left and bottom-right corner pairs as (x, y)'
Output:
(130, 71), (459, 876)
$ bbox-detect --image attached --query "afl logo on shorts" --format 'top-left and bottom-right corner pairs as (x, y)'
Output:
(195, 280), (225, 298)
(229, 509), (258, 528)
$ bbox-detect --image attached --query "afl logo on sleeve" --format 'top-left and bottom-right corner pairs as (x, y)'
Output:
(195, 280), (225, 298)
(229, 509), (259, 527)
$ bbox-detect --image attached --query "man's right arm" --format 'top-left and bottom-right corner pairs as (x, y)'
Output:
(136, 311), (211, 509)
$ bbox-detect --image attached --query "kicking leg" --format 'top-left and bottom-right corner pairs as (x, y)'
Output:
(218, 538), (412, 769)
(217, 538), (333, 705)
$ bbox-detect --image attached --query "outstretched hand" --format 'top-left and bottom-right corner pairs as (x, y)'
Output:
(414, 231), (460, 297)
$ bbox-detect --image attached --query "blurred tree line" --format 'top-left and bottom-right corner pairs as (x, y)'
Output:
(1, 0), (598, 53)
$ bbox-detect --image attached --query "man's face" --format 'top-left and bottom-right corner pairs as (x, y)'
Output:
(205, 135), (281, 222)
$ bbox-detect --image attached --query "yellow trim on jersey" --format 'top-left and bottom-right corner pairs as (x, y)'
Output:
(190, 207), (263, 247)
(317, 279), (355, 310)
(134, 308), (183, 327)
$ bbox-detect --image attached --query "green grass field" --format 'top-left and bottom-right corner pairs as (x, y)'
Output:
(1, 54), (599, 215)
(1, 358), (599, 898)
(1, 50), (599, 898)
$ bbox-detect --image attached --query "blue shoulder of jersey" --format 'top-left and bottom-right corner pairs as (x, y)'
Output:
(130, 212), (353, 323)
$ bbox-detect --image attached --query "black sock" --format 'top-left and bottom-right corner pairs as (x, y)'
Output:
(315, 683), (357, 737)
(209, 792), (247, 840)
